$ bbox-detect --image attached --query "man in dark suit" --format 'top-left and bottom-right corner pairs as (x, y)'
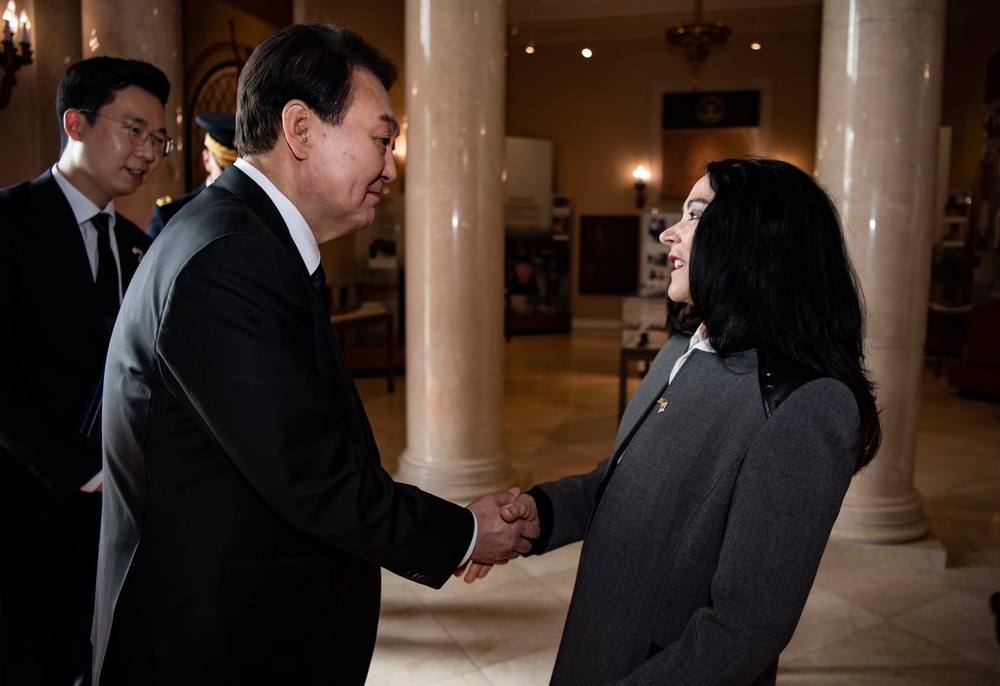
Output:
(0, 57), (171, 685)
(146, 112), (237, 238)
(93, 23), (537, 686)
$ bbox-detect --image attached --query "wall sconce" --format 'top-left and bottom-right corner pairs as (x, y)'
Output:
(1, 0), (33, 111)
(632, 165), (651, 209)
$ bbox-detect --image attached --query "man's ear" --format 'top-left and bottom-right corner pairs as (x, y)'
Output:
(63, 109), (85, 143)
(282, 101), (311, 161)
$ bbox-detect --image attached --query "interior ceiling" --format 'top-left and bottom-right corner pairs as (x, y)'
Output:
(506, 0), (824, 42)
(508, 0), (822, 22)
(507, 0), (986, 44)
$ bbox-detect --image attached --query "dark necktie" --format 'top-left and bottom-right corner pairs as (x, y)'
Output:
(91, 213), (120, 332)
(311, 264), (329, 314)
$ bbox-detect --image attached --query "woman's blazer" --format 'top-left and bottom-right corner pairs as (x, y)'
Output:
(534, 336), (858, 685)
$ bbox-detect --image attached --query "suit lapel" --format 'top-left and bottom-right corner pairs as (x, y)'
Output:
(28, 172), (108, 342)
(211, 166), (372, 445)
(31, 173), (147, 324)
(29, 172), (98, 300)
(589, 337), (687, 515)
(113, 220), (144, 290)
(212, 166), (311, 282)
(609, 336), (687, 461)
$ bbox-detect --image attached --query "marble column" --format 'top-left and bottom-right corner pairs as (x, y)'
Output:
(815, 0), (946, 543)
(396, 0), (513, 503)
(81, 0), (184, 228)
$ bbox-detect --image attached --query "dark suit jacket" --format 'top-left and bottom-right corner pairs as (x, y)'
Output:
(93, 165), (473, 686)
(145, 181), (207, 238)
(0, 170), (151, 499)
(531, 337), (857, 685)
(0, 169), (151, 685)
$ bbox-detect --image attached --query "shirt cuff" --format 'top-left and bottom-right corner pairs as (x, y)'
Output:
(79, 470), (103, 492)
(459, 509), (478, 567)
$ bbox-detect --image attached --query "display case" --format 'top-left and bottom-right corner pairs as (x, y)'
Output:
(504, 138), (571, 333)
(505, 221), (571, 334)
(330, 194), (405, 380)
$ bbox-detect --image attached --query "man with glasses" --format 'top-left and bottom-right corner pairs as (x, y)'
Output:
(0, 56), (170, 686)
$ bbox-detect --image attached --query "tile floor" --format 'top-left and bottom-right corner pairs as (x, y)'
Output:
(354, 333), (1000, 685)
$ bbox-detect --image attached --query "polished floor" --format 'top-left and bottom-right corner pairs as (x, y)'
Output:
(354, 332), (1000, 685)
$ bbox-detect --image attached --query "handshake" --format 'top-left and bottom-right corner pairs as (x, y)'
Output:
(460, 487), (540, 584)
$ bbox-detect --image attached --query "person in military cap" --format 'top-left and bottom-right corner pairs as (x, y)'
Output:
(147, 112), (236, 237)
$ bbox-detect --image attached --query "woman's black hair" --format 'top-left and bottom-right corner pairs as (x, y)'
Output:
(670, 157), (880, 471)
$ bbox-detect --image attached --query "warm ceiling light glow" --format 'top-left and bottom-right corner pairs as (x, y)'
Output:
(750, 41), (761, 51)
(525, 44), (535, 54)
(581, 47), (593, 58)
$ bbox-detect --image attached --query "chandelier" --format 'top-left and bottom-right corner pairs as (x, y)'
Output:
(1, 0), (32, 110)
(665, 0), (730, 83)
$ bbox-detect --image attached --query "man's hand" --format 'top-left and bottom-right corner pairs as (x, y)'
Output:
(465, 487), (539, 565)
(457, 491), (540, 583)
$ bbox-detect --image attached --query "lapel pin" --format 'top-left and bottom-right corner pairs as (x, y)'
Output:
(131, 246), (144, 262)
(656, 398), (668, 413)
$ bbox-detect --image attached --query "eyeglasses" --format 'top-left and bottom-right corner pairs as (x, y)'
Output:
(78, 109), (174, 158)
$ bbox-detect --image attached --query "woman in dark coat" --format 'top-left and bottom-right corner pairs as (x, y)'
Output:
(462, 157), (881, 686)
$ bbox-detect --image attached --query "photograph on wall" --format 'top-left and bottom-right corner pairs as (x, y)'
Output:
(640, 211), (680, 297)
(942, 188), (970, 247)
(552, 194), (572, 238)
(660, 90), (761, 200)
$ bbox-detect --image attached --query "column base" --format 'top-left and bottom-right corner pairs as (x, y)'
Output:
(395, 449), (516, 504)
(831, 488), (931, 544)
(824, 532), (947, 570)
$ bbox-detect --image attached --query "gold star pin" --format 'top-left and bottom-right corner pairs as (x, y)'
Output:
(656, 398), (668, 413)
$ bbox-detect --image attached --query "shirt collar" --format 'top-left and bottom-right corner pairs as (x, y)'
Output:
(51, 163), (115, 228)
(688, 323), (716, 354)
(233, 157), (321, 274)
(668, 322), (717, 385)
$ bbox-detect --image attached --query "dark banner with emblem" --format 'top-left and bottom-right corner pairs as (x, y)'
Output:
(662, 91), (761, 129)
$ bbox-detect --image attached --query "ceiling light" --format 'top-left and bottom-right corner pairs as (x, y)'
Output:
(665, 0), (731, 84)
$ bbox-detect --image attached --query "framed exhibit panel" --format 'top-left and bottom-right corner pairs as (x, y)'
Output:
(640, 211), (681, 298)
(579, 215), (640, 296)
